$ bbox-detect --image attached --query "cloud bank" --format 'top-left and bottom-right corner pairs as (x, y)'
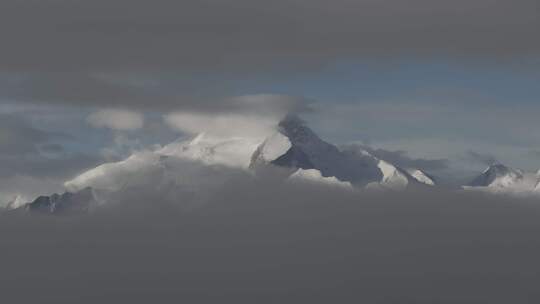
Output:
(164, 94), (310, 138)
(3, 182), (540, 303)
(0, 0), (538, 74)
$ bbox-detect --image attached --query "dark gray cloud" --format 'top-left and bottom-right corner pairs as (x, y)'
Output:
(1, 0), (537, 110)
(2, 181), (540, 303)
(1, 73), (168, 108)
(0, 0), (537, 74)
(0, 73), (312, 112)
(342, 144), (449, 172)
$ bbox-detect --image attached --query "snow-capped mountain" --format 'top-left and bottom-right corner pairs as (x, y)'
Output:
(464, 163), (540, 195)
(469, 164), (524, 188)
(8, 115), (445, 214)
(251, 115), (432, 189)
(64, 114), (433, 201)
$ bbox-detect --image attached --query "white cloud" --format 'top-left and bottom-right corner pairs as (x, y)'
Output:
(164, 112), (279, 139)
(87, 109), (144, 131)
(163, 94), (305, 139)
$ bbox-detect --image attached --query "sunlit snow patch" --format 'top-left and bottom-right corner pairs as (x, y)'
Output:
(288, 169), (353, 190)
(407, 169), (435, 186)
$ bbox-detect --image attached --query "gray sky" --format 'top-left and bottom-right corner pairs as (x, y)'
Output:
(0, 0), (538, 73)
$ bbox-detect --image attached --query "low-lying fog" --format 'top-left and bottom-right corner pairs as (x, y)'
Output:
(2, 180), (540, 303)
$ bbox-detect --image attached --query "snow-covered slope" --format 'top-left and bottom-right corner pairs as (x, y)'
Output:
(375, 160), (410, 189)
(158, 133), (262, 169)
(407, 169), (436, 186)
(62, 132), (262, 208)
(66, 134), (261, 193)
(65, 151), (161, 192)
(365, 161), (425, 190)
(251, 132), (292, 163)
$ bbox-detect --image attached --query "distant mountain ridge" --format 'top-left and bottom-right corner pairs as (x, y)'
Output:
(10, 115), (540, 215)
(464, 163), (540, 195)
(13, 187), (98, 215)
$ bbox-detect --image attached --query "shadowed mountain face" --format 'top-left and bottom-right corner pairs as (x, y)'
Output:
(23, 187), (97, 215)
(270, 115), (383, 186)
(272, 146), (315, 170)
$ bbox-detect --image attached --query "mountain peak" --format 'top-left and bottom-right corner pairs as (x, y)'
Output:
(469, 163), (523, 187)
(255, 117), (413, 187)
(279, 114), (305, 127)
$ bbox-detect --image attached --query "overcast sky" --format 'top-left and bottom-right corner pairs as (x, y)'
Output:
(1, 0), (539, 202)
(2, 3), (540, 302)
